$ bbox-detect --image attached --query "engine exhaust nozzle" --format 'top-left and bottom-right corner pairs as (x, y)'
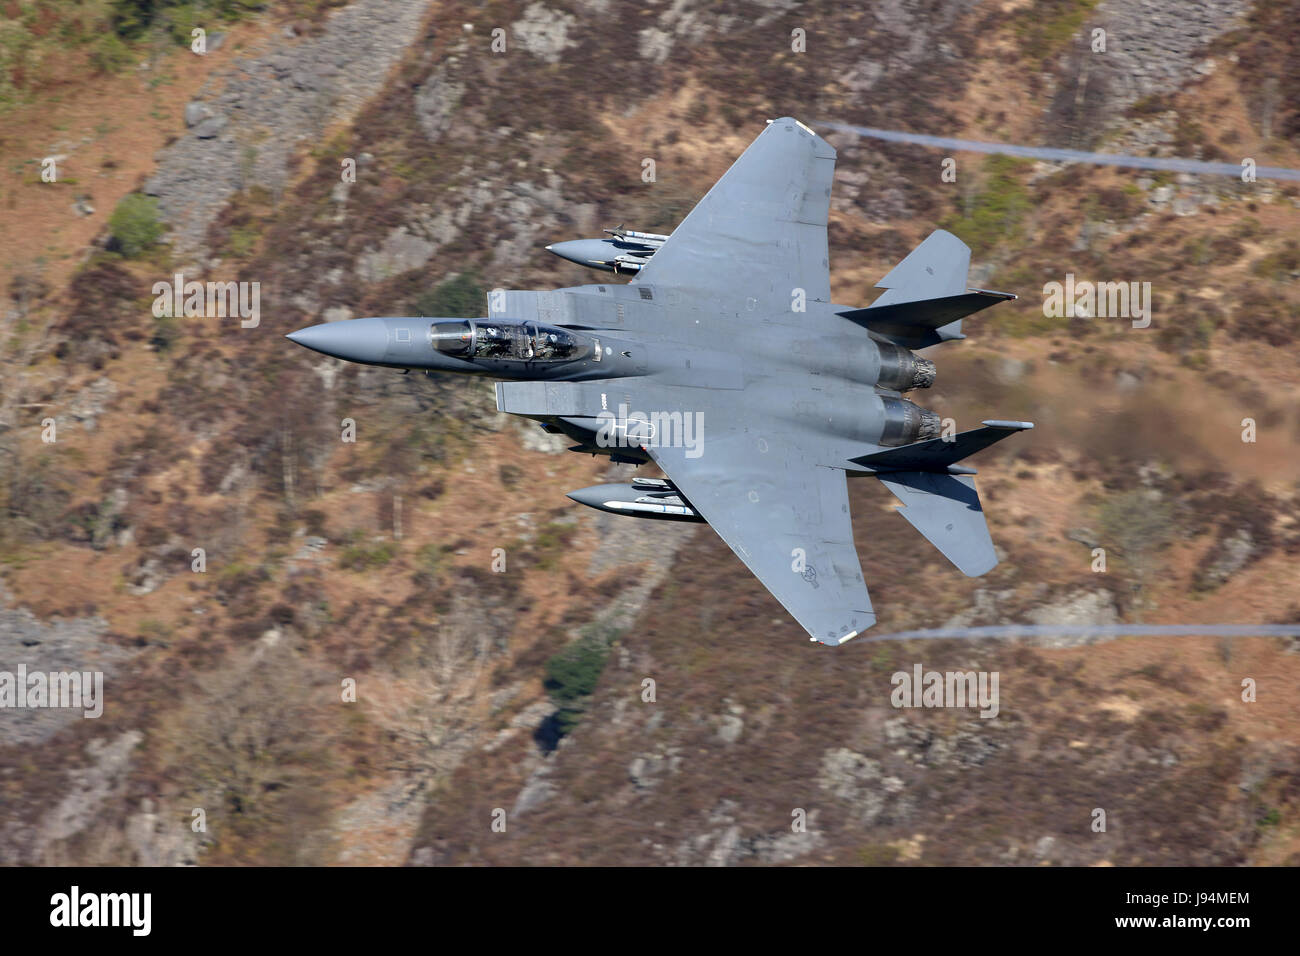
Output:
(879, 397), (942, 446)
(876, 341), (936, 391)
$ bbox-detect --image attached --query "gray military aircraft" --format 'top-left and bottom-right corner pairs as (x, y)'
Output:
(286, 117), (1032, 646)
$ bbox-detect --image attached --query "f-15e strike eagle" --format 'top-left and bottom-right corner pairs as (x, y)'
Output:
(287, 117), (1033, 646)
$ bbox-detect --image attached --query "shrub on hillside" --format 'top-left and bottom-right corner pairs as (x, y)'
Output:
(413, 273), (484, 319)
(108, 193), (163, 258)
(544, 631), (611, 735)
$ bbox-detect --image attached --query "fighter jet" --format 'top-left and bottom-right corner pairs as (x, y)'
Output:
(287, 117), (1032, 646)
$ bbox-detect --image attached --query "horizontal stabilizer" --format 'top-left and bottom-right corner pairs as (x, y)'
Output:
(837, 289), (1016, 348)
(877, 471), (998, 576)
(837, 229), (1014, 348)
(873, 229), (971, 305)
(851, 420), (1034, 473)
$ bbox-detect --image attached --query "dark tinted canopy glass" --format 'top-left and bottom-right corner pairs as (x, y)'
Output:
(430, 320), (587, 363)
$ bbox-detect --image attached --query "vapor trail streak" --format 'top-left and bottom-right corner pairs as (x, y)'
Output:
(819, 122), (1300, 182)
(860, 624), (1300, 643)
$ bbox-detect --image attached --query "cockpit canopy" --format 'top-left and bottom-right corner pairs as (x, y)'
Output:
(429, 319), (588, 363)
(429, 320), (475, 356)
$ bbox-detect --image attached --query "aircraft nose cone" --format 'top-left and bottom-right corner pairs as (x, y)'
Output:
(286, 316), (390, 365)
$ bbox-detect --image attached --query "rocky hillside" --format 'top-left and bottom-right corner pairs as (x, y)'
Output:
(1, 0), (1298, 865)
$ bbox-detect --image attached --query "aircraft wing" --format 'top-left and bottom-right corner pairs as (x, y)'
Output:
(647, 429), (875, 646)
(632, 117), (836, 310)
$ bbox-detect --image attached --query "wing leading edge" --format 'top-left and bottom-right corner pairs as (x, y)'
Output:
(632, 117), (836, 309)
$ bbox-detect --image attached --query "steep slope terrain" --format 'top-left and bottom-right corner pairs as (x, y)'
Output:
(1, 0), (1297, 865)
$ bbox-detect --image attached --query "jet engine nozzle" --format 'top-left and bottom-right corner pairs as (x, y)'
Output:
(879, 397), (942, 446)
(876, 341), (937, 391)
